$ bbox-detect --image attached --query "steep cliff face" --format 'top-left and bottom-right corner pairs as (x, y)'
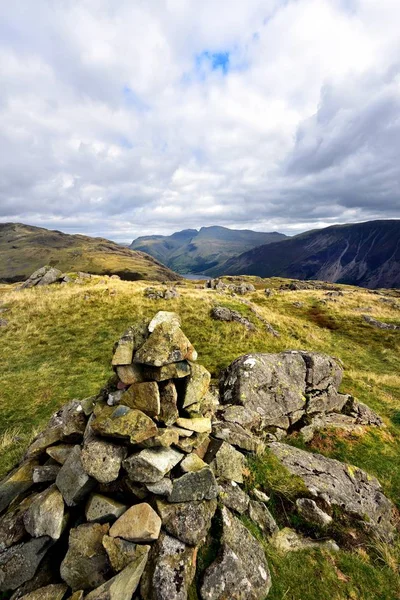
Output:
(215, 220), (400, 288)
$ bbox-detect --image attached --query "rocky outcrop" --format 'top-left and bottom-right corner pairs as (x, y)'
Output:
(363, 315), (400, 331)
(210, 306), (255, 330)
(218, 350), (382, 441)
(20, 266), (63, 289)
(269, 442), (394, 539)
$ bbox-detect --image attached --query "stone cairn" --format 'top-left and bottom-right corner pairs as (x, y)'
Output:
(0, 311), (272, 600)
(0, 311), (395, 600)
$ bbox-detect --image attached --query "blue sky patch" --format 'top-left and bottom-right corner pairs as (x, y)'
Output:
(196, 51), (231, 74)
(122, 86), (149, 111)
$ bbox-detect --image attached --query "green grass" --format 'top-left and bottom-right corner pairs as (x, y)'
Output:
(0, 276), (399, 599)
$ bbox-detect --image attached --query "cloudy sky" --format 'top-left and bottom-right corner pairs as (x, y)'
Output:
(1, 0), (399, 242)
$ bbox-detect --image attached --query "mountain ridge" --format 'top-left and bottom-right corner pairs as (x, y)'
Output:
(130, 226), (287, 274)
(212, 220), (400, 289)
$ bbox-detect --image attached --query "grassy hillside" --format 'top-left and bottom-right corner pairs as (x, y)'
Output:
(0, 223), (180, 282)
(131, 226), (286, 274)
(0, 276), (399, 599)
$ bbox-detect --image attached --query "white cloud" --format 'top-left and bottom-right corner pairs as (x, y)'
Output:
(0, 0), (399, 241)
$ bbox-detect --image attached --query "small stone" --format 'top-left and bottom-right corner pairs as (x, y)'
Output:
(81, 439), (127, 483)
(0, 460), (37, 513)
(0, 495), (37, 552)
(109, 503), (161, 542)
(296, 498), (332, 527)
(32, 465), (60, 483)
(112, 334), (134, 366)
(80, 396), (97, 416)
(56, 445), (96, 507)
(60, 523), (111, 591)
(19, 584), (68, 599)
(174, 432), (210, 454)
(141, 428), (179, 448)
(140, 532), (196, 600)
(24, 485), (65, 540)
(143, 361), (191, 381)
(86, 546), (150, 600)
(116, 364), (145, 385)
(176, 417), (211, 433)
(148, 311), (181, 332)
(102, 536), (141, 572)
(181, 453), (207, 473)
(248, 500), (278, 537)
(123, 447), (184, 483)
(169, 468), (218, 503)
(0, 537), (51, 592)
(46, 444), (73, 465)
(212, 422), (265, 454)
(210, 442), (246, 483)
(145, 478), (173, 497)
(170, 425), (194, 438)
(134, 321), (197, 367)
(272, 527), (339, 553)
(107, 390), (124, 406)
(218, 480), (250, 514)
(159, 381), (179, 426)
(182, 363), (211, 409)
(121, 382), (160, 416)
(85, 494), (127, 523)
(156, 498), (217, 545)
(91, 404), (158, 444)
(251, 489), (270, 503)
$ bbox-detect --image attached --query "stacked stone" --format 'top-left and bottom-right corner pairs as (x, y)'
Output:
(0, 311), (272, 600)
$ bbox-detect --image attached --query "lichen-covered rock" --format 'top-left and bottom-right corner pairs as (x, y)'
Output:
(212, 421), (265, 454)
(26, 401), (87, 458)
(270, 442), (394, 538)
(116, 364), (145, 385)
(200, 507), (271, 600)
(60, 523), (110, 591)
(121, 382), (160, 416)
(141, 428), (179, 448)
(19, 584), (68, 599)
(85, 545), (149, 600)
(140, 532), (197, 600)
(209, 441), (246, 483)
(32, 465), (60, 483)
(182, 363), (211, 409)
(46, 444), (73, 465)
(181, 453), (207, 473)
(296, 498), (332, 527)
(143, 361), (191, 382)
(343, 398), (384, 426)
(156, 498), (217, 545)
(0, 495), (37, 552)
(176, 417), (211, 433)
(85, 494), (127, 523)
(145, 478), (173, 497)
(248, 500), (278, 537)
(102, 536), (144, 572)
(159, 381), (179, 426)
(109, 503), (161, 542)
(149, 311), (181, 332)
(218, 480), (250, 514)
(0, 537), (52, 592)
(0, 459), (37, 513)
(220, 351), (347, 436)
(21, 266), (63, 289)
(81, 439), (127, 483)
(134, 321), (197, 366)
(112, 325), (148, 366)
(90, 405), (157, 444)
(123, 447), (184, 483)
(169, 468), (218, 503)
(272, 527), (339, 553)
(56, 445), (96, 507)
(23, 485), (65, 540)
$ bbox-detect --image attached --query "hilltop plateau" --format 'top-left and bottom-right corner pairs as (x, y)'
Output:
(0, 274), (399, 599)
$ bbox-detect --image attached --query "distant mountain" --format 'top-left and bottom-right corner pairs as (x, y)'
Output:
(213, 220), (400, 289)
(0, 223), (180, 283)
(130, 226), (287, 274)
